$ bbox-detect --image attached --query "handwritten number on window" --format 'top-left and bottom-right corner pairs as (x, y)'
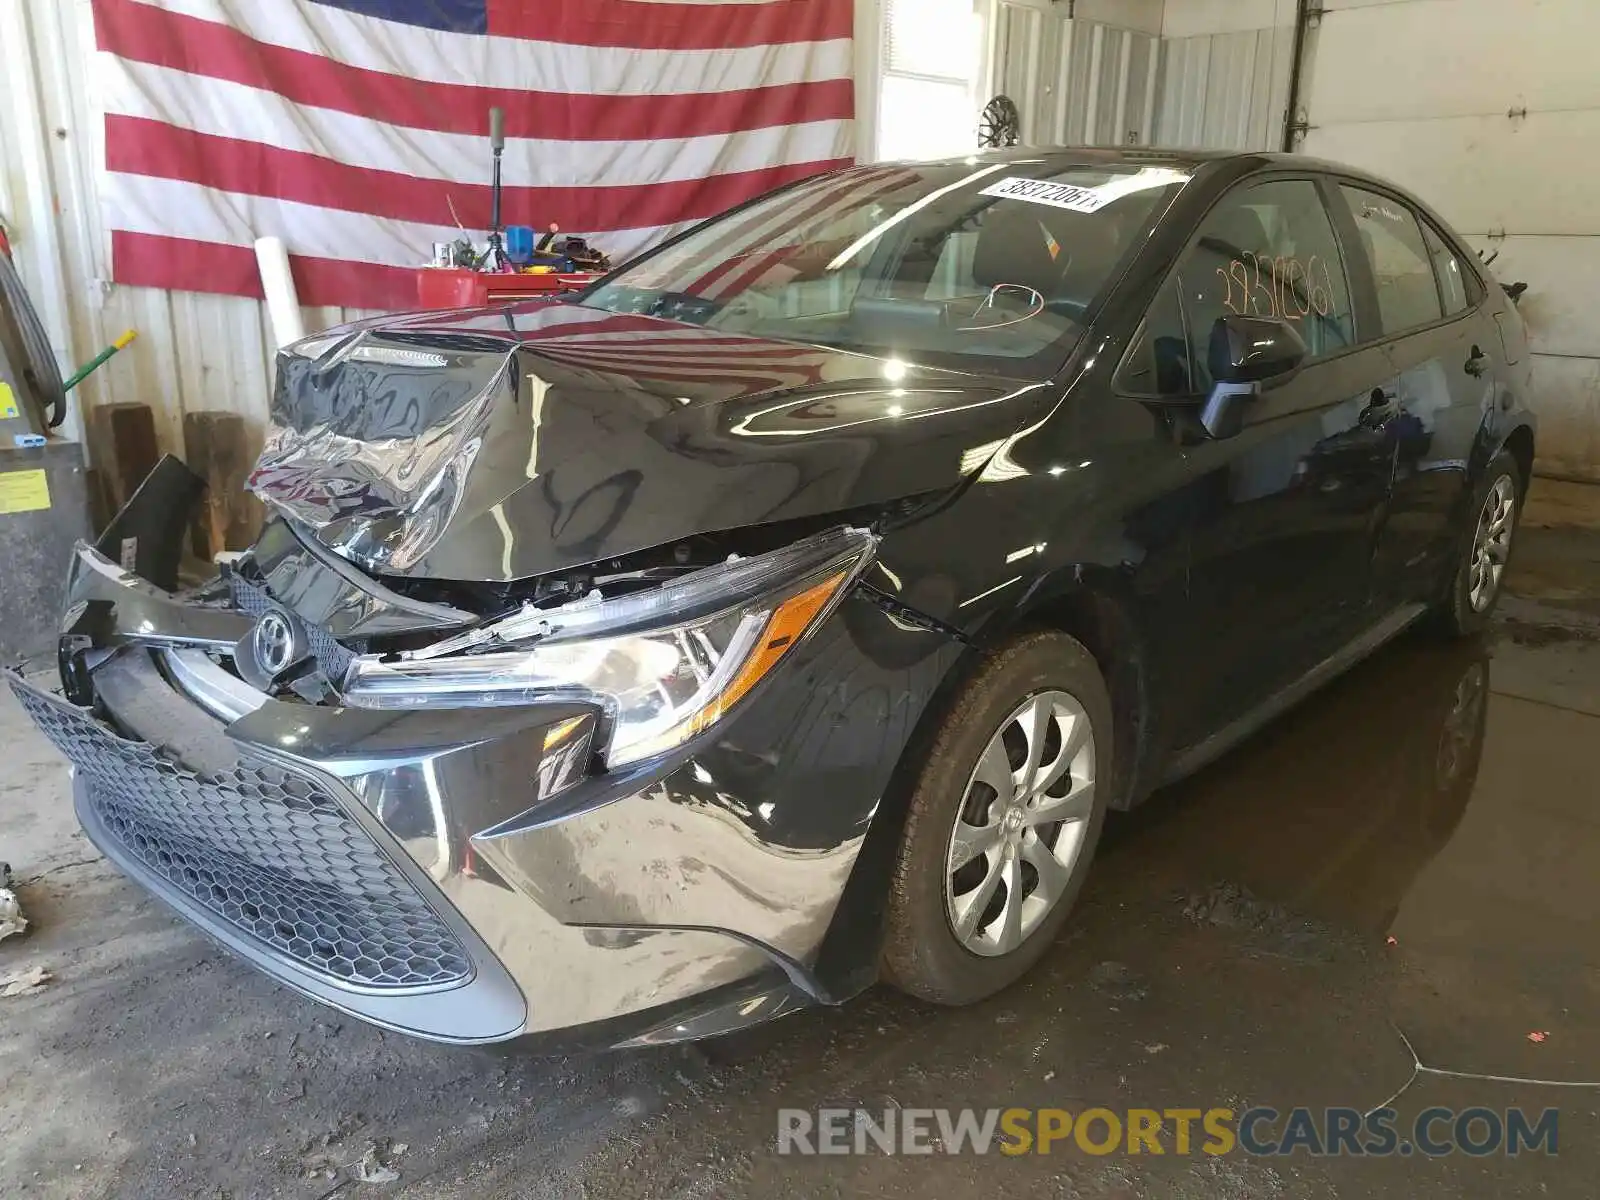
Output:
(1216, 253), (1335, 321)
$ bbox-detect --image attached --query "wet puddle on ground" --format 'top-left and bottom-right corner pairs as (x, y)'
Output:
(576, 626), (1600, 1199)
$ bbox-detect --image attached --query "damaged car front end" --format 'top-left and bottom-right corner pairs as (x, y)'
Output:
(7, 302), (1021, 1046)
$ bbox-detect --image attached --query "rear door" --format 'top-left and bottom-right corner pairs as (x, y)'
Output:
(1334, 184), (1492, 608)
(1117, 175), (1400, 747)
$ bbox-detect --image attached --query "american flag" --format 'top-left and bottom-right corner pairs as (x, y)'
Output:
(91, 0), (856, 312)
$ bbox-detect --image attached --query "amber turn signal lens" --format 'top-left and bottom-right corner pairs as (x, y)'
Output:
(685, 570), (848, 738)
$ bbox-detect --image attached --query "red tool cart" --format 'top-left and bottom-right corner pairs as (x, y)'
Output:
(415, 268), (602, 311)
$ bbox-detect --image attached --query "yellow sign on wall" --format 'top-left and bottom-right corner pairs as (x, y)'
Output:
(0, 469), (51, 514)
(0, 381), (19, 420)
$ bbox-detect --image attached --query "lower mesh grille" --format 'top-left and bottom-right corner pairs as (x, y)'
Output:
(10, 678), (471, 990)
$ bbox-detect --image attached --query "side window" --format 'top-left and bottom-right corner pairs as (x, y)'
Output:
(1180, 180), (1357, 390)
(1117, 279), (1193, 397)
(1423, 223), (1472, 316)
(1340, 186), (1443, 333)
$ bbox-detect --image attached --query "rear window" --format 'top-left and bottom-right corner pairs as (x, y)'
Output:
(1340, 186), (1443, 334)
(1424, 223), (1474, 316)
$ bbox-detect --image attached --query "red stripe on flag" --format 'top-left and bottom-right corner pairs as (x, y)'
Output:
(509, 313), (688, 339)
(91, 0), (853, 142)
(539, 341), (822, 361)
(485, 0), (852, 50)
(112, 231), (419, 309)
(685, 167), (916, 297)
(107, 115), (849, 235)
(533, 357), (817, 385)
(535, 352), (814, 375)
(513, 316), (825, 350)
(520, 345), (824, 388)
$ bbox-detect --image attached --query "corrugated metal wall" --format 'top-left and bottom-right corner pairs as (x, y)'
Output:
(1153, 26), (1294, 151)
(0, 0), (374, 465)
(990, 4), (1161, 147)
(986, 1), (1289, 154)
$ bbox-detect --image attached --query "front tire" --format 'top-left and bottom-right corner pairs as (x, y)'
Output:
(882, 631), (1112, 1005)
(1438, 451), (1522, 637)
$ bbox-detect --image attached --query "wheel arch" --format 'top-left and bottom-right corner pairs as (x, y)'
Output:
(808, 568), (1163, 1000)
(1461, 416), (1535, 533)
(985, 569), (1163, 811)
(1501, 422), (1535, 494)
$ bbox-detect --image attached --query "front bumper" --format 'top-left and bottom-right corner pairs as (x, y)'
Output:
(12, 541), (961, 1045)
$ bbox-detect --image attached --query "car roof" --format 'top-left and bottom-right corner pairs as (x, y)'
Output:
(897, 145), (1391, 184)
(959, 145), (1244, 167)
(882, 146), (1443, 223)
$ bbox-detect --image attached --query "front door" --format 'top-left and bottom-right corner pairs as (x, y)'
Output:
(1119, 176), (1399, 747)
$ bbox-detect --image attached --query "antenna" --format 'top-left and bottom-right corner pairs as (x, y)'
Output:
(487, 106), (506, 270)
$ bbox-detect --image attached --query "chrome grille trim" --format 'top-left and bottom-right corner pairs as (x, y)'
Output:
(159, 648), (267, 724)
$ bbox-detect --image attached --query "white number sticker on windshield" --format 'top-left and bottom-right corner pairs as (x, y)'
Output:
(978, 169), (1188, 214)
(979, 176), (1112, 212)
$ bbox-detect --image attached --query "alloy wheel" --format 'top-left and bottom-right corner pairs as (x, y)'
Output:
(945, 690), (1096, 957)
(1468, 475), (1517, 612)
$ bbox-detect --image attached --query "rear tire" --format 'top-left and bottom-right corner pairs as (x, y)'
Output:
(1437, 451), (1522, 637)
(882, 631), (1112, 1006)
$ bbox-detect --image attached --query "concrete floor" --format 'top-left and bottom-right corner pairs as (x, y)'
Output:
(3, 488), (1599, 1199)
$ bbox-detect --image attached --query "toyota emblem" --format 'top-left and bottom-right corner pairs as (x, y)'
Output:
(252, 610), (298, 677)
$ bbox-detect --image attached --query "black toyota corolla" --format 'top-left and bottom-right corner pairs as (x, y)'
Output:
(11, 148), (1534, 1046)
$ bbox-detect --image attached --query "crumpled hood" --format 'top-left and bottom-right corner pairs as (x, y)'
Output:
(249, 302), (1048, 582)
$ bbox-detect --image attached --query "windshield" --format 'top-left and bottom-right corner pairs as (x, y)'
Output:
(581, 160), (1188, 374)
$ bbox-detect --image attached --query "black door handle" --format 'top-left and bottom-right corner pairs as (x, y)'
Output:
(1465, 345), (1490, 377)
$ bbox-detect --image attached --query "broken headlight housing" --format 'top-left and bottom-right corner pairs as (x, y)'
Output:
(339, 527), (877, 767)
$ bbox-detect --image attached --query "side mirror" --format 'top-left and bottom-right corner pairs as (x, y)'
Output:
(1200, 315), (1309, 439)
(1208, 314), (1308, 385)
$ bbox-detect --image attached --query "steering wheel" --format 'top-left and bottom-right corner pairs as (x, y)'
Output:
(1045, 295), (1092, 324)
(957, 283), (1044, 332)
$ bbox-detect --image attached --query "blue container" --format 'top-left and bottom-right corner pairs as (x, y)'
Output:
(504, 224), (534, 265)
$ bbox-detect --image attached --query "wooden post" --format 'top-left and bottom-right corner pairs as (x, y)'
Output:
(89, 401), (159, 515)
(183, 411), (263, 561)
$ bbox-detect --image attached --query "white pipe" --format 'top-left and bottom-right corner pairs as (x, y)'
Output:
(254, 236), (304, 349)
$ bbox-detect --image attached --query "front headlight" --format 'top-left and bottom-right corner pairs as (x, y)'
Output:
(339, 527), (876, 767)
